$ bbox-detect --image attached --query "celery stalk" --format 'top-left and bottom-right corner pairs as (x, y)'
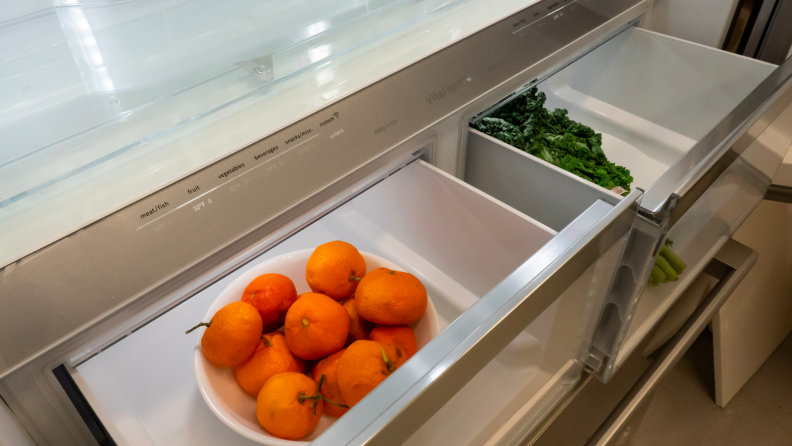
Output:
(656, 256), (679, 282)
(660, 246), (687, 273)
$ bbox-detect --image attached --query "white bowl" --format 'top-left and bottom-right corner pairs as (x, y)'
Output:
(194, 249), (439, 445)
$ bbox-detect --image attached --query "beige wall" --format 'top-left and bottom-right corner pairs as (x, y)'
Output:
(713, 199), (792, 406)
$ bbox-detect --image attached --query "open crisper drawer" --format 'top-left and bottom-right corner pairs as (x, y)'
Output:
(466, 26), (792, 380)
(68, 160), (638, 446)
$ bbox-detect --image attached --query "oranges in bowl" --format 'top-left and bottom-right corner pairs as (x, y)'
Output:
(192, 244), (438, 445)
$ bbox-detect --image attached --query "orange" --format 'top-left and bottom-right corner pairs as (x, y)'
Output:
(234, 332), (304, 397)
(337, 340), (399, 407)
(356, 268), (427, 325)
(342, 297), (373, 345)
(306, 241), (367, 301)
(312, 349), (348, 417)
(285, 293), (350, 360)
(241, 274), (298, 332)
(369, 325), (417, 364)
(257, 372), (323, 440)
(187, 301), (263, 367)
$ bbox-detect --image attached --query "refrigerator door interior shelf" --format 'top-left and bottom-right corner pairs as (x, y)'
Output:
(70, 160), (637, 446)
(466, 26), (792, 380)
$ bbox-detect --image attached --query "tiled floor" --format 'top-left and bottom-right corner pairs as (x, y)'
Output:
(630, 331), (792, 446)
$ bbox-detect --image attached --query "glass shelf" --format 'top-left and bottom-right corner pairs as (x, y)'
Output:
(0, 0), (465, 208)
(0, 0), (540, 267)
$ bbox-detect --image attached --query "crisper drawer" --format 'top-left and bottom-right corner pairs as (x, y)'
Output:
(468, 26), (792, 380)
(68, 160), (638, 446)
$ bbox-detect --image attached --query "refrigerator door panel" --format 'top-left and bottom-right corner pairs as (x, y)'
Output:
(70, 160), (639, 446)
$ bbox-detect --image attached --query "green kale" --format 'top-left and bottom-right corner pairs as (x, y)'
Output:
(472, 87), (633, 192)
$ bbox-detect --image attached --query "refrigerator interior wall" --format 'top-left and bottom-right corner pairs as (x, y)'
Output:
(464, 26), (782, 374)
(71, 160), (620, 445)
(0, 0), (544, 268)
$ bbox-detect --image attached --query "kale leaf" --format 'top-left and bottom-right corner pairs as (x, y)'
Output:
(472, 87), (633, 192)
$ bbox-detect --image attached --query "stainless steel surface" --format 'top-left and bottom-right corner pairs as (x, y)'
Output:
(311, 190), (641, 446)
(741, 0), (778, 58)
(641, 54), (792, 221)
(0, 0), (648, 380)
(525, 350), (652, 446)
(765, 184), (792, 203)
(586, 238), (758, 446)
(755, 0), (792, 64)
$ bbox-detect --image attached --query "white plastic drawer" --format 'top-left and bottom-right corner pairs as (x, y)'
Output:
(70, 160), (635, 446)
(468, 26), (792, 380)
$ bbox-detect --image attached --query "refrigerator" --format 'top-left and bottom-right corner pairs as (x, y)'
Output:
(1, 0), (791, 444)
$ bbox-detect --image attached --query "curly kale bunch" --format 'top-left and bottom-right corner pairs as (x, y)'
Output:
(472, 87), (633, 192)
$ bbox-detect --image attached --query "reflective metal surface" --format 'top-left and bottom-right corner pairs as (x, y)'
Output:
(765, 184), (792, 203)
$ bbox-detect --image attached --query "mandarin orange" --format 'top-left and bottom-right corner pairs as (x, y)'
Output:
(369, 325), (417, 363)
(342, 297), (373, 345)
(337, 340), (398, 407)
(356, 268), (427, 325)
(285, 293), (349, 360)
(233, 332), (304, 396)
(256, 372), (323, 440)
(306, 241), (366, 301)
(312, 349), (348, 416)
(241, 273), (298, 332)
(187, 301), (263, 367)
